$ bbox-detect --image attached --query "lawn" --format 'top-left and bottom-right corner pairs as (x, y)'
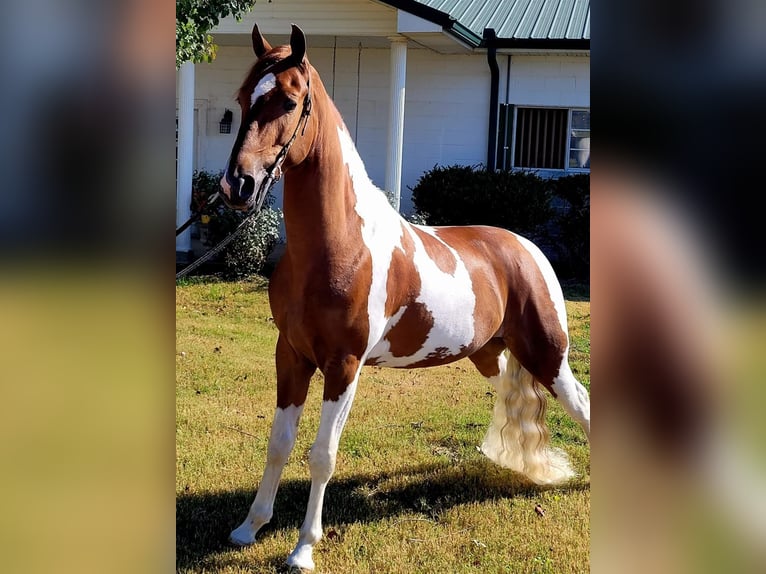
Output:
(177, 277), (590, 573)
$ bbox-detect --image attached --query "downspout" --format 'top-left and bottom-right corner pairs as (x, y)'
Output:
(484, 28), (499, 171)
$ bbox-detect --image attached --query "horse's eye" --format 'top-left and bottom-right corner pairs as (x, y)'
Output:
(284, 99), (298, 112)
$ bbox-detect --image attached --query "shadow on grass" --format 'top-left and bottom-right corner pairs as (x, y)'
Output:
(177, 460), (590, 571)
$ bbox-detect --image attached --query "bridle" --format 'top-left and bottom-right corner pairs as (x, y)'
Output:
(247, 66), (313, 213)
(175, 64), (313, 280)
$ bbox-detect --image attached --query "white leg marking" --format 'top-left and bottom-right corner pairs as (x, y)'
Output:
(286, 378), (360, 571)
(230, 404), (304, 546)
(553, 361), (591, 439)
(250, 72), (277, 106)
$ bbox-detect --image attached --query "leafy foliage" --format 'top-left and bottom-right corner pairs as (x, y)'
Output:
(176, 0), (259, 68)
(551, 174), (590, 278)
(192, 170), (282, 278)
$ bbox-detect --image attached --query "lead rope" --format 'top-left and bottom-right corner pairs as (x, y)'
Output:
(176, 212), (258, 280)
(176, 191), (220, 236)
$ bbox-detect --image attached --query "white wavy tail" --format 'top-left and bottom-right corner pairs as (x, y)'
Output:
(481, 354), (575, 485)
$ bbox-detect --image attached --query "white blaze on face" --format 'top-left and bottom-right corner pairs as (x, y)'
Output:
(251, 73), (277, 106)
(336, 126), (476, 365)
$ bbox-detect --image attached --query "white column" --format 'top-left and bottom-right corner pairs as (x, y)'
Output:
(176, 61), (195, 254)
(385, 36), (407, 212)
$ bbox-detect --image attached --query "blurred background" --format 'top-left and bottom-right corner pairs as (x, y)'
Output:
(0, 0), (764, 572)
(594, 1), (766, 572)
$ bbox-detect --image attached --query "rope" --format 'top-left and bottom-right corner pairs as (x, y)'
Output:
(176, 192), (219, 236)
(175, 210), (259, 280)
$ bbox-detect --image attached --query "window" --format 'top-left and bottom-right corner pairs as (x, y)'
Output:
(496, 106), (590, 171)
(569, 109), (590, 169)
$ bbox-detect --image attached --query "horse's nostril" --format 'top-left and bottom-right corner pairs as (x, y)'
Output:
(239, 175), (255, 201)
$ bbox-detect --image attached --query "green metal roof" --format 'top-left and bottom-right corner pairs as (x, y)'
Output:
(382, 0), (589, 48)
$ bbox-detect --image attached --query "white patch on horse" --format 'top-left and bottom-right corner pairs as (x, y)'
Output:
(337, 126), (403, 351)
(251, 73), (276, 106)
(513, 232), (569, 341)
(336, 126), (476, 366)
(370, 224), (476, 366)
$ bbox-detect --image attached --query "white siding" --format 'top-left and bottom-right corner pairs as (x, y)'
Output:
(402, 49), (490, 213)
(502, 55), (590, 108)
(214, 0), (396, 36)
(188, 46), (588, 216)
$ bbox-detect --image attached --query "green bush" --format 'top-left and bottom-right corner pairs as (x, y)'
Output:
(191, 170), (283, 278)
(410, 165), (553, 240)
(551, 174), (589, 279)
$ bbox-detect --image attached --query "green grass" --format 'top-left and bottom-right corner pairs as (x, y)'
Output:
(177, 278), (590, 573)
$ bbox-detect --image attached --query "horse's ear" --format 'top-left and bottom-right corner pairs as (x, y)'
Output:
(252, 22), (272, 58)
(289, 24), (306, 65)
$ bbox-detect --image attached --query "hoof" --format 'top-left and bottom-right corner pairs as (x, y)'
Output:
(286, 545), (315, 572)
(229, 523), (256, 547)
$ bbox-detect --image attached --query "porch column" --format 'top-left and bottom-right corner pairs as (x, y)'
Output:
(385, 35), (407, 212)
(176, 61), (195, 255)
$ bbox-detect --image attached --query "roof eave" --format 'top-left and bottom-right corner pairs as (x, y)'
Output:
(380, 0), (482, 47)
(446, 22), (483, 47)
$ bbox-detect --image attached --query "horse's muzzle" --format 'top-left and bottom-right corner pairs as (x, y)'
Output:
(220, 171), (257, 211)
(220, 170), (274, 213)
(237, 175), (256, 202)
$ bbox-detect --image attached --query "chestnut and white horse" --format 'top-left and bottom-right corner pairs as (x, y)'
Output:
(219, 23), (590, 572)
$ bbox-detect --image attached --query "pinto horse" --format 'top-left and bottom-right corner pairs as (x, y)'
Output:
(219, 23), (590, 572)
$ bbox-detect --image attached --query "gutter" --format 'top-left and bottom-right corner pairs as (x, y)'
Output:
(484, 28), (499, 171)
(492, 38), (590, 51)
(379, 0), (483, 47)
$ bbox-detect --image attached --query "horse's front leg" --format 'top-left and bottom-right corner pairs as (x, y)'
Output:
(286, 354), (361, 571)
(230, 335), (315, 546)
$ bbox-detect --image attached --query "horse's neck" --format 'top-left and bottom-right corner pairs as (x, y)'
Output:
(282, 94), (402, 261)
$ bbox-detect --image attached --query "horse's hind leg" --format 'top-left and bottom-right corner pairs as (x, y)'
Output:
(552, 358), (590, 440)
(230, 335), (315, 546)
(470, 340), (576, 485)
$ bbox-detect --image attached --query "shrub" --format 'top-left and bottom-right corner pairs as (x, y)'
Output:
(191, 170), (283, 278)
(410, 165), (553, 241)
(550, 174), (589, 279)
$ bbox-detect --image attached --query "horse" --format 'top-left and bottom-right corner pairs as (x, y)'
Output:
(218, 23), (590, 572)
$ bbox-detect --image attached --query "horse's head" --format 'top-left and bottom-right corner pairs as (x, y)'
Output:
(220, 23), (314, 211)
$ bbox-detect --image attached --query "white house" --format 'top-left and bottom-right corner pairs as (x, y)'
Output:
(176, 0), (590, 257)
